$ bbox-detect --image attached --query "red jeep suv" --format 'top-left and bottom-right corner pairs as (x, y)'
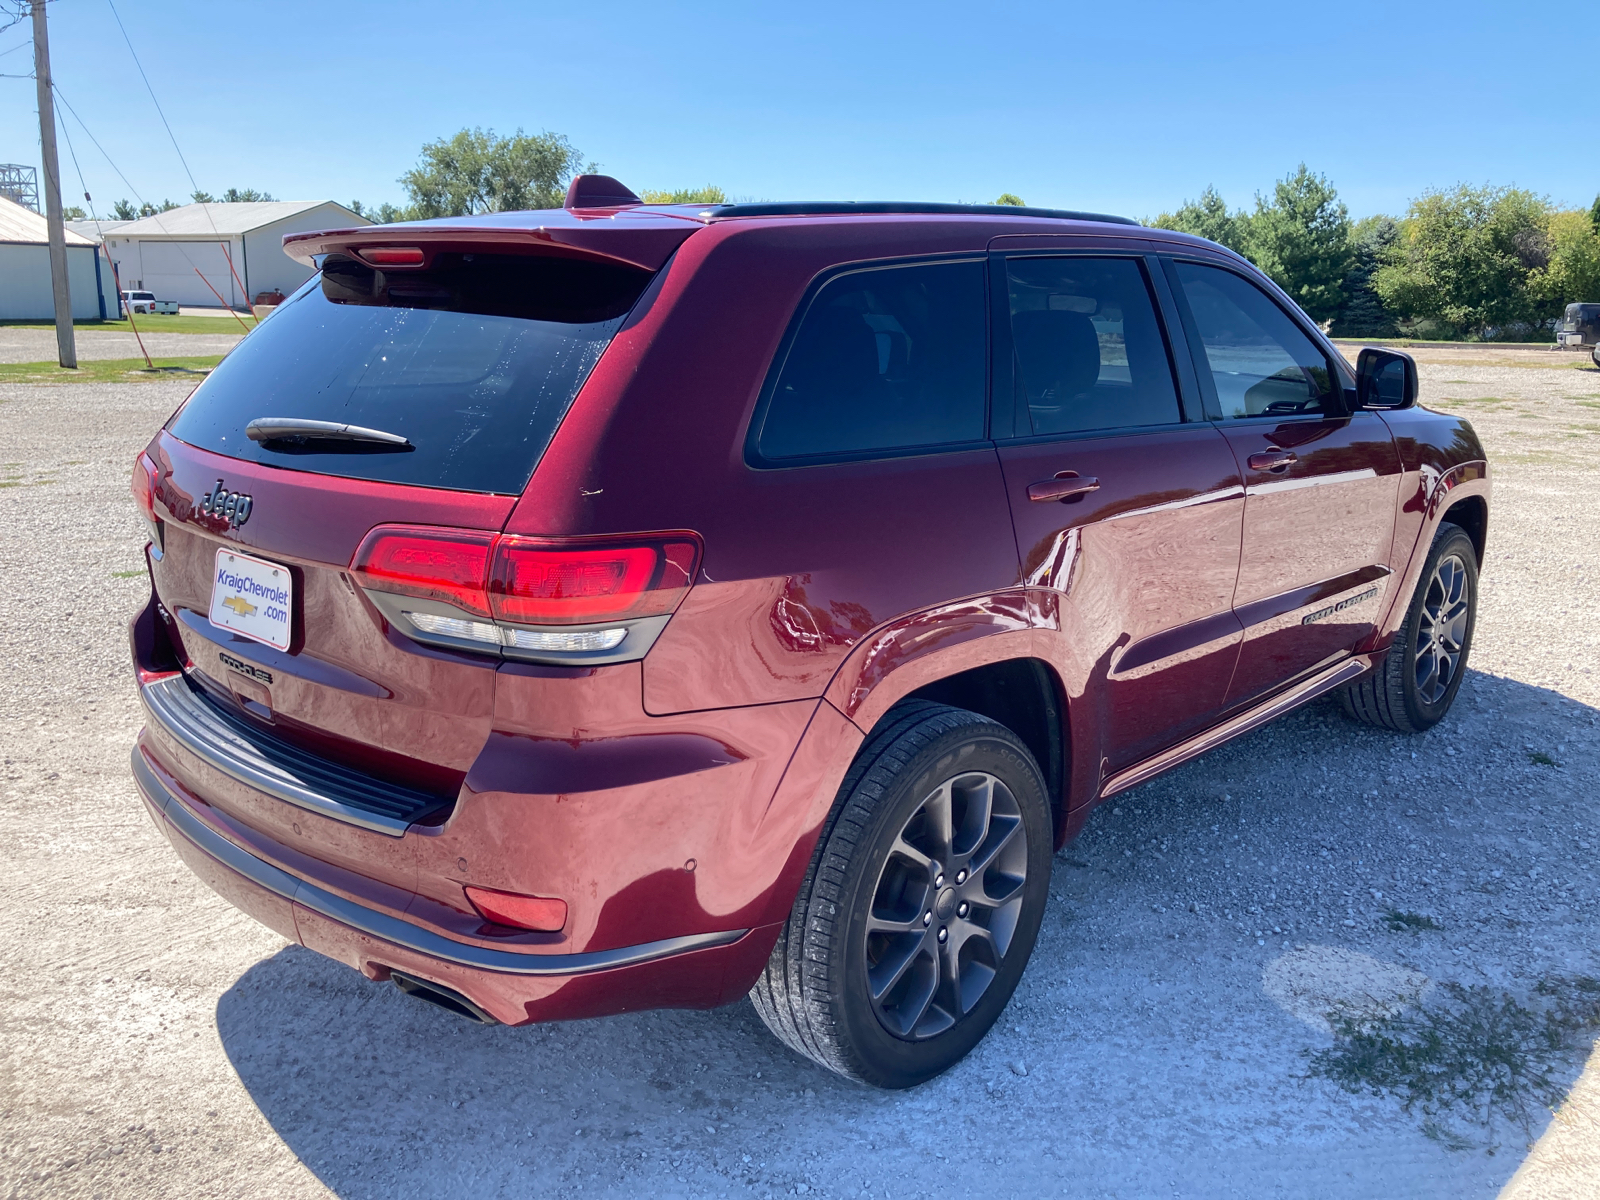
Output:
(129, 175), (1489, 1087)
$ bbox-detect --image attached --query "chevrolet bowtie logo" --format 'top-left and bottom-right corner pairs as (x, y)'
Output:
(222, 596), (258, 617)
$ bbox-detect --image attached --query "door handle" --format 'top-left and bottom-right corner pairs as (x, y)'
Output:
(1247, 448), (1298, 473)
(1027, 471), (1101, 503)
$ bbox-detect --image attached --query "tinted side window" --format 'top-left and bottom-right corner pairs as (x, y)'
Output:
(1174, 262), (1337, 419)
(756, 260), (986, 460)
(1006, 256), (1180, 435)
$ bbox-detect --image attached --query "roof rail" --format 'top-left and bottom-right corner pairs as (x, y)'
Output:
(702, 201), (1139, 226)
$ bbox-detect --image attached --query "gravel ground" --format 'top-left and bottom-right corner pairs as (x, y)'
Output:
(0, 327), (243, 364)
(2, 351), (1598, 1199)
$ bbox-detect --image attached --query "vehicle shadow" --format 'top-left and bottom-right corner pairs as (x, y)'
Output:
(216, 667), (1597, 1199)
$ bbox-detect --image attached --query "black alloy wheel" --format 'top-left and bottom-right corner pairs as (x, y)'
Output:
(1342, 520), (1478, 733)
(749, 700), (1052, 1088)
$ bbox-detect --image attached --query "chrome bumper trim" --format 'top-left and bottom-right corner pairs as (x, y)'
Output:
(132, 749), (748, 976)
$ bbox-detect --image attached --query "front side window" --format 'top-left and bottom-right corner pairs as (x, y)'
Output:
(1174, 262), (1338, 419)
(755, 260), (987, 461)
(1006, 256), (1181, 436)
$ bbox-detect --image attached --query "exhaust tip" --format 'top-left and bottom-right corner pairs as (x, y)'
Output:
(390, 970), (499, 1025)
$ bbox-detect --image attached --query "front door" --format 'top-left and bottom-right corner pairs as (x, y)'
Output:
(992, 252), (1246, 774)
(1164, 259), (1401, 709)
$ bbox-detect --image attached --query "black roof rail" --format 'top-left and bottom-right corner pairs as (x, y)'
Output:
(702, 200), (1139, 226)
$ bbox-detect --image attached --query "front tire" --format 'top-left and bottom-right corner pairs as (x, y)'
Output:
(1341, 521), (1478, 733)
(750, 701), (1053, 1088)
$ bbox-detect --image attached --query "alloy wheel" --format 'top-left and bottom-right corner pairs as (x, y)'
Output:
(1413, 552), (1470, 705)
(863, 771), (1029, 1040)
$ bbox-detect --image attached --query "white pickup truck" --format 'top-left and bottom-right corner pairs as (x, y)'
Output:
(121, 290), (179, 316)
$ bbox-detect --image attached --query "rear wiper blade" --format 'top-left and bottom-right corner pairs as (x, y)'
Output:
(245, 417), (411, 448)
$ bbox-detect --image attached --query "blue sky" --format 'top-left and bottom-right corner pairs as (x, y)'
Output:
(2, 0), (1595, 222)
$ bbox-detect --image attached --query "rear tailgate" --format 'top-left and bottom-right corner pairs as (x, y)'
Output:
(139, 221), (697, 854)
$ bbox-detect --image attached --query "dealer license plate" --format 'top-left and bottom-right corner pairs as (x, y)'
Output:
(208, 548), (293, 651)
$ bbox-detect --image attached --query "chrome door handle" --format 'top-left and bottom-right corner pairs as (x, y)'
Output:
(1247, 449), (1297, 473)
(1027, 471), (1101, 503)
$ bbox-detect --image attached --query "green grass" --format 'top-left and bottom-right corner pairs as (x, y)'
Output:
(111, 569), (145, 579)
(0, 316), (256, 335)
(1528, 750), (1558, 766)
(0, 357), (222, 385)
(1309, 975), (1600, 1145)
(1385, 909), (1444, 933)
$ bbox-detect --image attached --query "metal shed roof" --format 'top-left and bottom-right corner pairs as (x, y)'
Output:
(0, 194), (96, 246)
(111, 200), (366, 238)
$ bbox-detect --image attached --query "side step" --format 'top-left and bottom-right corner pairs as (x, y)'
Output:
(390, 971), (499, 1025)
(1099, 655), (1373, 800)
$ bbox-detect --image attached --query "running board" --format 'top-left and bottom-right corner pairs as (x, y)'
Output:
(1098, 655), (1373, 800)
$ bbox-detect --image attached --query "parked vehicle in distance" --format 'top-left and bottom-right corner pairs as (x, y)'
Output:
(1558, 302), (1600, 347)
(121, 289), (179, 316)
(127, 177), (1490, 1088)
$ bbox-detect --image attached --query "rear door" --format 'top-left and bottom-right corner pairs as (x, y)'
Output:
(992, 251), (1245, 773)
(1163, 258), (1401, 708)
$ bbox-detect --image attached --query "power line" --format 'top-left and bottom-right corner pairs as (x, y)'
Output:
(104, 0), (203, 202)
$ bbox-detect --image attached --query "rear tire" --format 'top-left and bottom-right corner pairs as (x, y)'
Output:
(749, 700), (1052, 1088)
(1341, 521), (1477, 733)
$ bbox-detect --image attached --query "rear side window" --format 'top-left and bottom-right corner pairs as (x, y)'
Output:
(167, 253), (650, 494)
(1005, 256), (1180, 435)
(1173, 262), (1338, 419)
(754, 260), (987, 462)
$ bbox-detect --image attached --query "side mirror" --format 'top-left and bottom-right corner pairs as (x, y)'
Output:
(1355, 347), (1418, 410)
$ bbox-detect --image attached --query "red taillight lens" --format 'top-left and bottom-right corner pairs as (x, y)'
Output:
(359, 246), (425, 266)
(131, 452), (158, 520)
(350, 525), (495, 616)
(489, 536), (699, 624)
(465, 886), (567, 932)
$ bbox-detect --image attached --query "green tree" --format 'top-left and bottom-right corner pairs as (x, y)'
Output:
(640, 186), (726, 204)
(400, 127), (589, 217)
(112, 199), (138, 220)
(1375, 184), (1554, 338)
(993, 192), (1025, 206)
(62, 204), (86, 220)
(1151, 186), (1247, 253)
(1529, 209), (1600, 308)
(1590, 193), (1600, 233)
(1330, 216), (1401, 338)
(1240, 165), (1353, 324)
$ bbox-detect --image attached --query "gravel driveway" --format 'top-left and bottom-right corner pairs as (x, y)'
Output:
(2, 352), (1597, 1199)
(0, 327), (243, 364)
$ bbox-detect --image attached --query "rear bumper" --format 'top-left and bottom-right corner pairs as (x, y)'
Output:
(132, 748), (765, 1025)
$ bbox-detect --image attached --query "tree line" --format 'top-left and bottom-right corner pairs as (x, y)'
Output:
(1152, 167), (1600, 341)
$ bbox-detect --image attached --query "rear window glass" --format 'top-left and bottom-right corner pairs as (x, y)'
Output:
(754, 260), (987, 461)
(167, 252), (649, 494)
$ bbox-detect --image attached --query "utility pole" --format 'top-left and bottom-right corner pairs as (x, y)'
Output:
(32, 0), (76, 369)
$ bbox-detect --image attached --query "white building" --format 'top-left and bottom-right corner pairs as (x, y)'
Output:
(0, 195), (121, 321)
(102, 200), (369, 308)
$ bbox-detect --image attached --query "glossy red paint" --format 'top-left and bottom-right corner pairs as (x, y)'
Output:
(130, 205), (1489, 1028)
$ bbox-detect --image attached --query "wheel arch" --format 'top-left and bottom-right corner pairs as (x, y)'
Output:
(1440, 493), (1487, 563)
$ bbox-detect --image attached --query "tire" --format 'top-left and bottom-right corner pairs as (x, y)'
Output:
(749, 700), (1053, 1088)
(1341, 521), (1478, 733)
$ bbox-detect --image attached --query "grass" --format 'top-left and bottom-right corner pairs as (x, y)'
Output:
(111, 569), (145, 579)
(0, 316), (256, 335)
(1309, 975), (1600, 1145)
(1528, 750), (1558, 766)
(0, 357), (222, 385)
(1385, 909), (1444, 933)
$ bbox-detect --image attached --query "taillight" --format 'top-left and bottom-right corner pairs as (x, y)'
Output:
(465, 886), (567, 932)
(490, 537), (698, 625)
(350, 525), (495, 616)
(131, 452), (161, 546)
(349, 526), (701, 660)
(358, 246), (425, 266)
